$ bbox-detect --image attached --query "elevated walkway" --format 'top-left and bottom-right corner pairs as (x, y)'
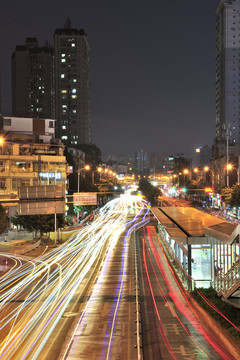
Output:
(151, 206), (240, 300)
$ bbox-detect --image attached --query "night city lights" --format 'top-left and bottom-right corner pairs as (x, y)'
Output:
(0, 0), (239, 359)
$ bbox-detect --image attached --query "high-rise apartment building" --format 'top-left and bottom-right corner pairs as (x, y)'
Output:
(12, 38), (54, 119)
(214, 0), (240, 157)
(0, 66), (1, 116)
(134, 149), (147, 174)
(54, 19), (91, 146)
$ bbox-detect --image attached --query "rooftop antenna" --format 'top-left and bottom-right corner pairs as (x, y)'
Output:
(64, 18), (71, 29)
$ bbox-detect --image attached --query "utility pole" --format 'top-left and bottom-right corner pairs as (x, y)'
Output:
(226, 125), (230, 187)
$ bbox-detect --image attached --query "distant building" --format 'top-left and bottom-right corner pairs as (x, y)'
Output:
(67, 147), (85, 170)
(54, 19), (91, 146)
(12, 38), (54, 119)
(147, 152), (162, 173)
(105, 154), (128, 175)
(214, 0), (240, 158)
(134, 149), (147, 174)
(0, 65), (1, 116)
(193, 145), (212, 168)
(161, 156), (175, 175)
(162, 154), (191, 175)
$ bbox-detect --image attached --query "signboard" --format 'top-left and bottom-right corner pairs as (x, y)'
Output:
(18, 185), (65, 200)
(39, 172), (62, 180)
(73, 192), (97, 206)
(204, 187), (213, 193)
(18, 201), (65, 215)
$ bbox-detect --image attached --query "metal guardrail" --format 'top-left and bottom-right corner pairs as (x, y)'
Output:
(213, 264), (240, 299)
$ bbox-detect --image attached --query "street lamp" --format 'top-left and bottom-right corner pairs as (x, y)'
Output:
(77, 165), (90, 223)
(226, 163), (233, 187)
(0, 137), (4, 154)
(92, 167), (103, 185)
(77, 165), (90, 192)
(183, 169), (188, 187)
(204, 166), (215, 194)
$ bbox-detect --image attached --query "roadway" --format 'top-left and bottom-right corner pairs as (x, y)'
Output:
(138, 225), (238, 360)
(0, 195), (148, 360)
(0, 195), (238, 359)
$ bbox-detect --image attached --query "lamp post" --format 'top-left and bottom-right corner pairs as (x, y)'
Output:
(0, 137), (4, 155)
(77, 165), (90, 193)
(92, 167), (102, 185)
(173, 174), (178, 187)
(183, 169), (188, 187)
(77, 165), (90, 222)
(204, 166), (215, 208)
(226, 164), (232, 187)
(204, 166), (214, 192)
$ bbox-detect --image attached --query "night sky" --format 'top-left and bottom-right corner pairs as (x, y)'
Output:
(0, 0), (220, 160)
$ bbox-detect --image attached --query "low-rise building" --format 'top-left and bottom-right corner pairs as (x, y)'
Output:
(0, 116), (67, 219)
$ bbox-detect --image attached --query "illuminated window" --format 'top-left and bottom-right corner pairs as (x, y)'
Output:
(61, 54), (66, 57)
(61, 59), (66, 63)
(71, 43), (75, 47)
(61, 136), (68, 140)
(73, 79), (77, 82)
(61, 90), (67, 94)
(72, 110), (76, 113)
(72, 89), (76, 93)
(72, 95), (77, 99)
(61, 74), (65, 78)
(62, 126), (66, 129)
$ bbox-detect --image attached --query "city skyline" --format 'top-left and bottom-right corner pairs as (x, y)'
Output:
(1, 0), (219, 158)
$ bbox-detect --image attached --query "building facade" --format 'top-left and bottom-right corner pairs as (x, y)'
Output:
(193, 145), (212, 168)
(12, 38), (54, 119)
(0, 117), (67, 218)
(134, 149), (147, 174)
(214, 0), (240, 157)
(54, 19), (91, 146)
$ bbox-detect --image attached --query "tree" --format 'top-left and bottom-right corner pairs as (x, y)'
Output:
(66, 144), (102, 194)
(221, 186), (232, 204)
(76, 144), (102, 167)
(11, 214), (65, 237)
(224, 184), (240, 209)
(138, 179), (162, 206)
(0, 204), (8, 235)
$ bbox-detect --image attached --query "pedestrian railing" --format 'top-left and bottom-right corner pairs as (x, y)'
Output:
(213, 262), (240, 299)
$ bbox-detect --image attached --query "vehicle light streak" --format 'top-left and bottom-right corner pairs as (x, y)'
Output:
(156, 228), (238, 359)
(142, 233), (177, 360)
(0, 195), (148, 360)
(102, 208), (148, 360)
(196, 289), (240, 332)
(145, 226), (235, 360)
(145, 227), (210, 359)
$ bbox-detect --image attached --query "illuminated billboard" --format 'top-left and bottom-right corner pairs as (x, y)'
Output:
(73, 192), (97, 206)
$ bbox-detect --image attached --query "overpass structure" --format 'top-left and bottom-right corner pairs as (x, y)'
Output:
(151, 206), (240, 300)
